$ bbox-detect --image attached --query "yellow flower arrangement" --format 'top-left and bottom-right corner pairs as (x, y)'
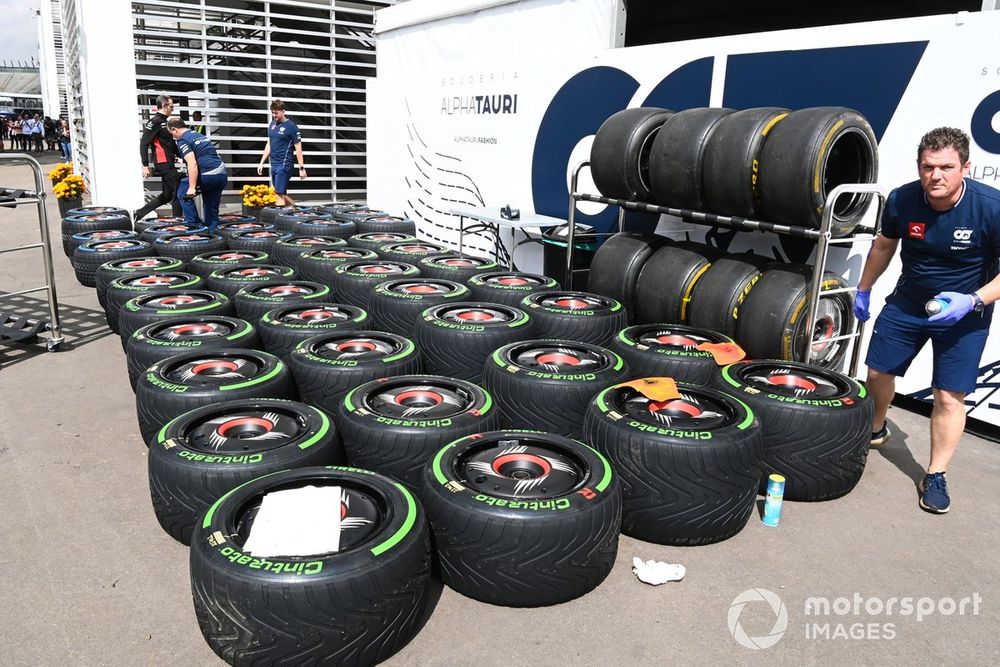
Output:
(48, 162), (73, 183)
(53, 174), (86, 200)
(242, 184), (278, 208)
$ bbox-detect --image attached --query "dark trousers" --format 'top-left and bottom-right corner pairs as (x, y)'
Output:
(179, 171), (227, 232)
(135, 165), (183, 219)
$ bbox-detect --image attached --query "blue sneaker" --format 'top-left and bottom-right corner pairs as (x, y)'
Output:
(919, 472), (950, 514)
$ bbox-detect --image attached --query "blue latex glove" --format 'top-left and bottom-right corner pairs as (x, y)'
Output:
(927, 291), (974, 324)
(853, 289), (871, 321)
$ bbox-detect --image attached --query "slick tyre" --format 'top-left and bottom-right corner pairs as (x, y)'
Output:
(187, 250), (270, 279)
(715, 360), (872, 501)
(686, 254), (767, 338)
(348, 232), (417, 256)
(736, 265), (854, 368)
(96, 256), (185, 311)
(583, 382), (763, 545)
(288, 330), (423, 414)
(521, 290), (627, 347)
(295, 247), (379, 285)
(190, 466), (436, 666)
(154, 232), (227, 262)
(634, 243), (714, 324)
(355, 214), (417, 236)
(126, 315), (259, 390)
(757, 106), (878, 234)
(72, 239), (152, 288)
(119, 290), (234, 350)
(423, 430), (621, 606)
(590, 107), (674, 201)
(467, 271), (560, 308)
(587, 232), (665, 320)
(415, 302), (536, 383)
(206, 264), (296, 300)
(103, 272), (202, 334)
(482, 339), (628, 438)
(648, 107), (734, 209)
(368, 278), (469, 337)
(609, 323), (736, 384)
(135, 348), (296, 445)
(258, 303), (369, 361)
(149, 398), (343, 544)
(702, 107), (790, 217)
(338, 375), (500, 489)
(331, 261), (421, 309)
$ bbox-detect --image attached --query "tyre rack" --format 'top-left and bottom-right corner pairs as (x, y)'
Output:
(565, 159), (887, 377)
(0, 153), (64, 351)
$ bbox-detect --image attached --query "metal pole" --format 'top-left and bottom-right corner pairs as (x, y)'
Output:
(566, 160), (589, 290)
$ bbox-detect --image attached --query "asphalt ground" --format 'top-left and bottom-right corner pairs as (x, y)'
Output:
(1, 158), (997, 665)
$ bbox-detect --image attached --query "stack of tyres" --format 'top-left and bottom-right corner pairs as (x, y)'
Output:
(271, 235), (348, 268)
(233, 281), (331, 323)
(467, 271), (560, 307)
(103, 272), (203, 333)
(118, 290), (234, 349)
(258, 303), (370, 361)
(72, 239), (152, 288)
(60, 209), (132, 257)
(520, 290), (626, 347)
(95, 257), (185, 311)
(227, 230), (290, 253)
(349, 232), (417, 256)
(206, 264), (295, 300)
(295, 247), (379, 285)
(610, 323), (740, 384)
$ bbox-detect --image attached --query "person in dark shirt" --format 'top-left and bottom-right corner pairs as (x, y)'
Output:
(855, 127), (1000, 514)
(135, 95), (182, 220)
(167, 116), (228, 233)
(256, 99), (307, 206)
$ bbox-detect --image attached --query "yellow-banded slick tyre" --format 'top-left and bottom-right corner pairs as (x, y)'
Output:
(521, 290), (627, 348)
(609, 323), (733, 384)
(287, 330), (423, 416)
(422, 430), (621, 607)
(757, 106), (878, 235)
(148, 398), (343, 544)
(714, 360), (872, 501)
(686, 253), (767, 339)
(735, 264), (854, 369)
(634, 244), (713, 324)
(482, 339), (629, 439)
(190, 466), (437, 666)
(338, 375), (500, 490)
(583, 382), (763, 545)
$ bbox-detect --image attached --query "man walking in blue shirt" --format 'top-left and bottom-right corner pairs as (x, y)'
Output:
(166, 116), (228, 232)
(256, 99), (307, 206)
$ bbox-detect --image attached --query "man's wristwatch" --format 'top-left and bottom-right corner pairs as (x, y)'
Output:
(298, 165), (305, 169)
(972, 292), (985, 312)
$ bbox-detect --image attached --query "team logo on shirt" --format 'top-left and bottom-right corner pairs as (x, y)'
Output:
(907, 222), (925, 239)
(954, 228), (973, 241)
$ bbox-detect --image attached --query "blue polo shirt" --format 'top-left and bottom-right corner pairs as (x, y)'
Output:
(268, 119), (301, 169)
(175, 129), (225, 174)
(882, 178), (1000, 317)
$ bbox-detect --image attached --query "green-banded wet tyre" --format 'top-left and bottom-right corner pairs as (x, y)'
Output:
(258, 303), (369, 362)
(378, 241), (452, 266)
(417, 255), (498, 284)
(139, 222), (207, 245)
(609, 323), (735, 384)
(103, 272), (203, 334)
(133, 216), (185, 234)
(187, 250), (270, 279)
(338, 375), (500, 489)
(331, 261), (421, 310)
(126, 315), (259, 390)
(149, 398), (343, 545)
(226, 230), (291, 254)
(291, 218), (357, 239)
(521, 290), (627, 347)
(288, 330), (423, 416)
(96, 257), (186, 312)
(368, 278), (469, 337)
(233, 280), (331, 323)
(154, 232), (227, 263)
(274, 210), (331, 233)
(348, 232), (417, 257)
(467, 271), (560, 308)
(118, 290), (234, 351)
(190, 466), (437, 666)
(271, 235), (347, 269)
(72, 239), (152, 288)
(355, 214), (417, 236)
(206, 264), (296, 300)
(67, 229), (137, 259)
(414, 302), (536, 383)
(216, 220), (273, 240)
(714, 360), (872, 501)
(482, 339), (629, 439)
(422, 430), (621, 606)
(135, 348), (296, 445)
(295, 247), (379, 285)
(583, 381), (763, 545)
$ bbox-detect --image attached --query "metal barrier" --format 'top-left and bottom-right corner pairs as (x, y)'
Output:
(0, 153), (64, 351)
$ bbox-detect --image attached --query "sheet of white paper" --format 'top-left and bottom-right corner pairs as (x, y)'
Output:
(242, 485), (342, 558)
(632, 556), (686, 585)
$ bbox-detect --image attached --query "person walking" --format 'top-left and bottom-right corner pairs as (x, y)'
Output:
(135, 95), (183, 220)
(11, 116), (22, 151)
(166, 116), (227, 233)
(44, 116), (57, 151)
(30, 114), (44, 152)
(0, 117), (8, 151)
(855, 127), (1000, 514)
(256, 99), (306, 206)
(58, 117), (71, 160)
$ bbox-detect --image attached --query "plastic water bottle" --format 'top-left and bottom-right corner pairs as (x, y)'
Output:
(762, 474), (785, 527)
(925, 297), (949, 316)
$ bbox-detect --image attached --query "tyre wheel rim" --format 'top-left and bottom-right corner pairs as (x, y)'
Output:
(187, 408), (304, 454)
(314, 335), (399, 360)
(166, 235), (211, 243)
(365, 216), (402, 222)
(367, 380), (473, 419)
(255, 284), (314, 297)
(796, 298), (846, 366)
(433, 257), (489, 268)
(280, 307), (350, 323)
(439, 305), (511, 324)
(487, 274), (544, 287)
(166, 356), (260, 383)
(153, 320), (232, 340)
(740, 362), (847, 399)
(85, 231), (130, 240)
(388, 244), (440, 255)
(360, 233), (408, 242)
(353, 262), (409, 275)
(539, 293), (607, 311)
(621, 390), (732, 430)
(459, 439), (585, 499)
(127, 275), (182, 287)
(94, 241), (142, 250)
(389, 281), (456, 295)
(290, 237), (335, 247)
(117, 259), (166, 269)
(240, 232), (280, 239)
(205, 252), (256, 261)
(144, 293), (210, 309)
(228, 267), (281, 278)
(514, 344), (606, 372)
(234, 484), (380, 553)
(632, 325), (725, 350)
(311, 249), (365, 260)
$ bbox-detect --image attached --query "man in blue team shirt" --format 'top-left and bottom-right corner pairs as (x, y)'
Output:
(855, 127), (1000, 514)
(166, 116), (228, 233)
(256, 99), (307, 206)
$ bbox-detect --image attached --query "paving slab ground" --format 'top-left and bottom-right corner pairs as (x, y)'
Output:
(1, 160), (997, 666)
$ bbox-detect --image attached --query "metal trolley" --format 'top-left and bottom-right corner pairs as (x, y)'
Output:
(565, 159), (887, 377)
(0, 153), (65, 351)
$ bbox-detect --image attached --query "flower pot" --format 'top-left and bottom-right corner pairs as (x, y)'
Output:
(58, 196), (83, 218)
(242, 204), (263, 219)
